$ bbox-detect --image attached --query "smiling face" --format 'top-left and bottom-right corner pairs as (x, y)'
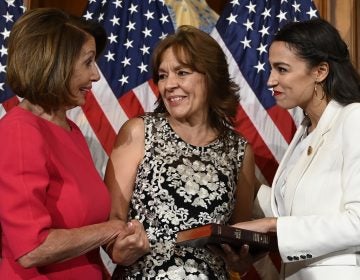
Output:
(157, 47), (208, 123)
(68, 36), (100, 106)
(267, 41), (318, 111)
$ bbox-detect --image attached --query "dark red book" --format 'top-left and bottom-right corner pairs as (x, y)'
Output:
(175, 223), (278, 254)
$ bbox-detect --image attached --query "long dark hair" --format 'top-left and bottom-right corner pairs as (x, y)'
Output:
(273, 18), (360, 104)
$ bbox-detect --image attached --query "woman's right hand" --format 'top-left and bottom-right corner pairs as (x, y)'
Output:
(208, 243), (268, 275)
(109, 220), (150, 266)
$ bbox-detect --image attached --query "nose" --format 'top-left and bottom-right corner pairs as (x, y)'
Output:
(267, 70), (278, 88)
(91, 64), (100, 82)
(164, 72), (179, 90)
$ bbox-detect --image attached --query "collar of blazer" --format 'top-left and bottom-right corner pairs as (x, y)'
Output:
(271, 100), (343, 216)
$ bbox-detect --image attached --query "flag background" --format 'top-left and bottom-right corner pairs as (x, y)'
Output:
(0, 0), (318, 181)
(67, 0), (318, 189)
(213, 0), (318, 183)
(0, 0), (319, 278)
(211, 1), (318, 278)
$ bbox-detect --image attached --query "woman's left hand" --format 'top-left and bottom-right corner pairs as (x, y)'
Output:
(233, 217), (277, 233)
(110, 220), (150, 265)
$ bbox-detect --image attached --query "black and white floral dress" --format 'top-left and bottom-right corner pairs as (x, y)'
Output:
(112, 113), (247, 280)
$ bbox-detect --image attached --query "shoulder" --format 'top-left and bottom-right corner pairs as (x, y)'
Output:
(337, 102), (360, 126)
(335, 103), (360, 142)
(229, 129), (254, 164)
(227, 129), (248, 147)
(341, 102), (360, 114)
(319, 101), (360, 132)
(121, 113), (163, 130)
(140, 112), (166, 125)
(121, 117), (144, 131)
(1, 106), (29, 124)
(327, 102), (360, 148)
(328, 100), (360, 116)
(0, 108), (50, 155)
(115, 117), (145, 145)
(0, 107), (42, 134)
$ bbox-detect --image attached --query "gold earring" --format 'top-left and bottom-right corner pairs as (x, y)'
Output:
(314, 83), (318, 97)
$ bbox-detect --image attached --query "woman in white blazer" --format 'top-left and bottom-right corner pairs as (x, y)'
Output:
(221, 18), (360, 280)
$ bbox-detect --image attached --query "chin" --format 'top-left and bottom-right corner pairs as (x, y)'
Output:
(276, 102), (292, 110)
(76, 102), (86, 107)
(76, 97), (87, 106)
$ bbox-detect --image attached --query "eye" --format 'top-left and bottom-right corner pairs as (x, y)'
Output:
(158, 73), (167, 80)
(176, 69), (192, 77)
(86, 58), (95, 67)
(277, 66), (287, 73)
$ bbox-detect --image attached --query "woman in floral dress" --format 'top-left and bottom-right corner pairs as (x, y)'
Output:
(105, 25), (255, 279)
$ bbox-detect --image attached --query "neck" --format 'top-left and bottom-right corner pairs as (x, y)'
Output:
(304, 100), (328, 133)
(167, 116), (218, 146)
(19, 99), (70, 131)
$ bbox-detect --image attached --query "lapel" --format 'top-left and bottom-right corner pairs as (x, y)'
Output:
(271, 101), (343, 216)
(271, 123), (306, 217)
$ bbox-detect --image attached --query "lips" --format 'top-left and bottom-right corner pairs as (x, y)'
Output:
(272, 90), (282, 97)
(169, 96), (184, 102)
(80, 87), (91, 94)
(167, 95), (186, 105)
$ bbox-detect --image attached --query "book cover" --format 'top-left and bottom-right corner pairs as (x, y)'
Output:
(175, 223), (278, 254)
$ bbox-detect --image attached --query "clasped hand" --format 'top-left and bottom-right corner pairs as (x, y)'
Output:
(108, 220), (150, 266)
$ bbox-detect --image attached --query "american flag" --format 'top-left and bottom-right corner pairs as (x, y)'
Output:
(70, 0), (175, 175)
(77, 0), (318, 181)
(0, 0), (25, 117)
(212, 0), (319, 185)
(0, 0), (318, 182)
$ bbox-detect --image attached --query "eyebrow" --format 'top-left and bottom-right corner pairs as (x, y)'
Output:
(271, 62), (290, 68)
(83, 49), (96, 56)
(158, 64), (191, 72)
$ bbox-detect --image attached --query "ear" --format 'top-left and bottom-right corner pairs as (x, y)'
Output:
(313, 62), (329, 83)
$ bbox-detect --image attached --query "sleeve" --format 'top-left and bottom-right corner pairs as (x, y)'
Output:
(0, 120), (51, 259)
(277, 105), (360, 263)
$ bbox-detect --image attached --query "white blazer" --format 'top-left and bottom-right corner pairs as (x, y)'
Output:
(257, 100), (360, 280)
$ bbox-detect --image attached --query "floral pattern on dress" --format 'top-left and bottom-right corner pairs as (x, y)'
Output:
(112, 113), (247, 280)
